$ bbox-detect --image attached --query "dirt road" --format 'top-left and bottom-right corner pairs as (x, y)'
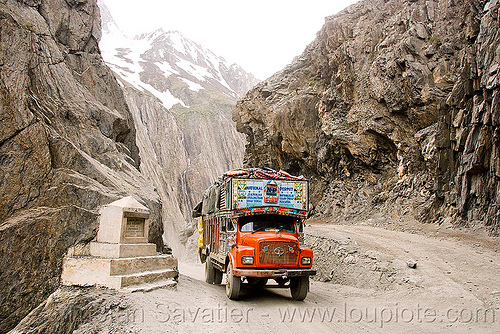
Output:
(116, 223), (500, 333)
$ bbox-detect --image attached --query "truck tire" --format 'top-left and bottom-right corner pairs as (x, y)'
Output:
(214, 268), (223, 285)
(290, 276), (309, 301)
(225, 264), (241, 300)
(205, 259), (215, 284)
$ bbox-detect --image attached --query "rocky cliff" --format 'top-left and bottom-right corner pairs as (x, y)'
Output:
(234, 0), (499, 234)
(106, 75), (247, 255)
(0, 0), (165, 331)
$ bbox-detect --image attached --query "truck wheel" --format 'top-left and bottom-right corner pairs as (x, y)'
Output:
(214, 268), (223, 285)
(290, 276), (309, 301)
(205, 259), (215, 284)
(225, 264), (241, 300)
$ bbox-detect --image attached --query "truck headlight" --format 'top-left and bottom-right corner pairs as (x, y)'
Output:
(241, 256), (254, 265)
(301, 257), (311, 265)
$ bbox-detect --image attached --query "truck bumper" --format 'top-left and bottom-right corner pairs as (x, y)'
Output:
(233, 268), (316, 278)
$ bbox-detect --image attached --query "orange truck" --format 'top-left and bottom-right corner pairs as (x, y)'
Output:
(192, 168), (316, 300)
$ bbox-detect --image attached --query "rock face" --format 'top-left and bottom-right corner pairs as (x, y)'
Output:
(112, 82), (246, 254)
(98, 2), (259, 253)
(234, 0), (499, 234)
(0, 0), (164, 331)
(9, 286), (134, 334)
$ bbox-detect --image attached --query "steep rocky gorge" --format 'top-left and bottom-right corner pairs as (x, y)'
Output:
(234, 0), (500, 234)
(97, 3), (257, 251)
(2, 0), (499, 331)
(0, 0), (165, 331)
(0, 0), (257, 329)
(120, 79), (247, 253)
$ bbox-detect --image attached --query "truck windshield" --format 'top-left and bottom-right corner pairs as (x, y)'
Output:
(239, 215), (296, 233)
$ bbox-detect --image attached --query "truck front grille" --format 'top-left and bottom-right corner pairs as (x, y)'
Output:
(259, 241), (299, 265)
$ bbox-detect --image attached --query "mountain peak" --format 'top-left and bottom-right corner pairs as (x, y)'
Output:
(98, 1), (259, 109)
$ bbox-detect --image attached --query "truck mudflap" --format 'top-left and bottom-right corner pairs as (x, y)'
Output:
(233, 268), (316, 278)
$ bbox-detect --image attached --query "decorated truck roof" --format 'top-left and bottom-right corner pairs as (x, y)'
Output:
(192, 168), (308, 218)
(221, 168), (306, 181)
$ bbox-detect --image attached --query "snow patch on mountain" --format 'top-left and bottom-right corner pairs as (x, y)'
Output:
(179, 78), (203, 92)
(98, 9), (258, 110)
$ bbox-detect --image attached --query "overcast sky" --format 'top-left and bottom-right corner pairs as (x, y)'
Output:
(100, 0), (360, 80)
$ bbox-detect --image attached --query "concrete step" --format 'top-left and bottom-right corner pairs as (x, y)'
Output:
(90, 242), (157, 258)
(110, 255), (177, 276)
(118, 268), (179, 287)
(121, 278), (177, 292)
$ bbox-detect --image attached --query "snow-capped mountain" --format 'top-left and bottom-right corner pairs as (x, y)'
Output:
(99, 10), (258, 109)
(97, 0), (259, 254)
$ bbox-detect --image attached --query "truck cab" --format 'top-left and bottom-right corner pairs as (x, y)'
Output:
(193, 169), (316, 300)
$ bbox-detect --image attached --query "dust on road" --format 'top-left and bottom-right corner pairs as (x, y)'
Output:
(121, 224), (499, 333)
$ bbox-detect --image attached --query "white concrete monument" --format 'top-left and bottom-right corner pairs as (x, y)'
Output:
(61, 196), (178, 291)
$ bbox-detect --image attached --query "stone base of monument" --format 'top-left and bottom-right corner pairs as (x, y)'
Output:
(61, 197), (178, 292)
(90, 242), (158, 258)
(62, 253), (178, 292)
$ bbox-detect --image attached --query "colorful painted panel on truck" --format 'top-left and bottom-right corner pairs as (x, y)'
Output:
(233, 179), (308, 211)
